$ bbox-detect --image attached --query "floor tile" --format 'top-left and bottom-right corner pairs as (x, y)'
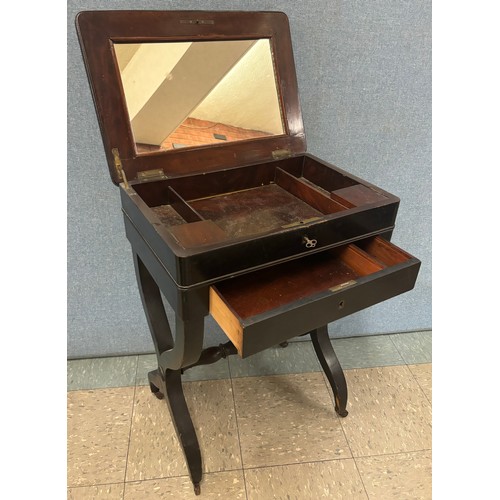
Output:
(232, 373), (350, 468)
(135, 354), (157, 386)
(245, 459), (367, 500)
(67, 387), (135, 487)
(331, 335), (405, 369)
(338, 366), (432, 457)
(67, 483), (125, 499)
(356, 450), (432, 499)
(408, 363), (432, 403)
(126, 380), (241, 481)
(68, 356), (138, 391)
(136, 354), (230, 385)
(124, 470), (246, 499)
(390, 331), (432, 364)
(228, 341), (320, 378)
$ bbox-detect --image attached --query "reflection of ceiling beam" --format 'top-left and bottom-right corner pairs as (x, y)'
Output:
(116, 43), (191, 120)
(114, 44), (141, 72)
(191, 39), (284, 135)
(130, 40), (256, 146)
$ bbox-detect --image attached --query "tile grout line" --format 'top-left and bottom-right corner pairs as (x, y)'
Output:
(118, 468), (247, 488)
(241, 448), (433, 472)
(68, 384), (138, 393)
(228, 361), (250, 500)
(352, 448), (432, 461)
(317, 365), (371, 499)
(351, 449), (433, 499)
(68, 481), (126, 491)
(388, 332), (432, 366)
(335, 386), (371, 499)
(69, 447), (432, 492)
(122, 356), (140, 499)
(387, 333), (409, 366)
(125, 469), (247, 485)
(407, 365), (432, 406)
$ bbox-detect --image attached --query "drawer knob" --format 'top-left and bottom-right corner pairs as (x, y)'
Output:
(303, 236), (317, 248)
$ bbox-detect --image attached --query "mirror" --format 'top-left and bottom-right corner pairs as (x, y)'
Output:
(113, 39), (285, 154)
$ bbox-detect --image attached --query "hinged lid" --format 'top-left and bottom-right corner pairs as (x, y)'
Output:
(76, 10), (306, 185)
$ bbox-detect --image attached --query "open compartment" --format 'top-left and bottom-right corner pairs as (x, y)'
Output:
(131, 154), (394, 249)
(209, 236), (420, 357)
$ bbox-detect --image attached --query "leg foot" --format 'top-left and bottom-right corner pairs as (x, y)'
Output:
(164, 369), (203, 488)
(279, 341), (289, 348)
(194, 483), (201, 495)
(310, 326), (349, 418)
(147, 368), (202, 486)
(148, 369), (164, 399)
(150, 384), (164, 400)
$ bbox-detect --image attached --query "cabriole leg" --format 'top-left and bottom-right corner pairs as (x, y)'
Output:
(146, 368), (202, 494)
(133, 251), (204, 494)
(310, 326), (349, 417)
(133, 252), (174, 357)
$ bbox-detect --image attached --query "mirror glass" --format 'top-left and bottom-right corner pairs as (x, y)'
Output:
(113, 39), (285, 154)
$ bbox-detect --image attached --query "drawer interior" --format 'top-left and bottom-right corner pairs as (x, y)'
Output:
(210, 236), (413, 353)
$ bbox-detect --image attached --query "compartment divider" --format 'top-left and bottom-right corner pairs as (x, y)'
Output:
(358, 237), (411, 266)
(302, 156), (358, 191)
(339, 245), (386, 276)
(168, 186), (205, 223)
(275, 167), (348, 214)
(331, 184), (387, 207)
(330, 192), (356, 208)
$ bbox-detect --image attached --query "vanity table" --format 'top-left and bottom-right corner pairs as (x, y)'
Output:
(76, 10), (420, 495)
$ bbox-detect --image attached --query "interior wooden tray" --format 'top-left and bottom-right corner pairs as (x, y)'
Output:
(209, 236), (419, 357)
(132, 155), (389, 248)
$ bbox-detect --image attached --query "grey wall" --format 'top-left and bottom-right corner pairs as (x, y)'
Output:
(67, 0), (431, 359)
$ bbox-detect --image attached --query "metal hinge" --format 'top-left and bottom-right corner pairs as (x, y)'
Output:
(329, 280), (357, 293)
(272, 148), (292, 160)
(137, 168), (168, 182)
(281, 217), (321, 229)
(112, 148), (129, 189)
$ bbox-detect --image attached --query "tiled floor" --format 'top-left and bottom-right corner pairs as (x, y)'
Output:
(68, 330), (432, 499)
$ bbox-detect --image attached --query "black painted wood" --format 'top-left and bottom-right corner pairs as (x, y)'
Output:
(148, 369), (202, 495)
(310, 327), (348, 417)
(181, 341), (238, 374)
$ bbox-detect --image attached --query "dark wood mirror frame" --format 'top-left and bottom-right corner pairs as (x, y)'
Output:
(76, 10), (306, 184)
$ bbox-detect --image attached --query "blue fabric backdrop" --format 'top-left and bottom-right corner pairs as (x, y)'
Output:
(67, 0), (431, 358)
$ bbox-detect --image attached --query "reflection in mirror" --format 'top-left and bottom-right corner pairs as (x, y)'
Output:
(113, 39), (285, 154)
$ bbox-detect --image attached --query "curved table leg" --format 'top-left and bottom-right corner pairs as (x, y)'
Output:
(133, 252), (174, 357)
(133, 251), (204, 494)
(310, 326), (349, 417)
(148, 368), (202, 495)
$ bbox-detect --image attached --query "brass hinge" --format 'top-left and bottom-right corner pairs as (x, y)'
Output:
(137, 168), (167, 182)
(329, 280), (357, 293)
(272, 148), (292, 160)
(112, 148), (129, 189)
(281, 217), (321, 229)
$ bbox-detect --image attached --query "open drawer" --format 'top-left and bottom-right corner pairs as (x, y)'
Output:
(210, 236), (420, 357)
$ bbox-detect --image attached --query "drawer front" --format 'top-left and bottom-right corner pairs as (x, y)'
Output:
(210, 237), (420, 358)
(180, 203), (398, 286)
